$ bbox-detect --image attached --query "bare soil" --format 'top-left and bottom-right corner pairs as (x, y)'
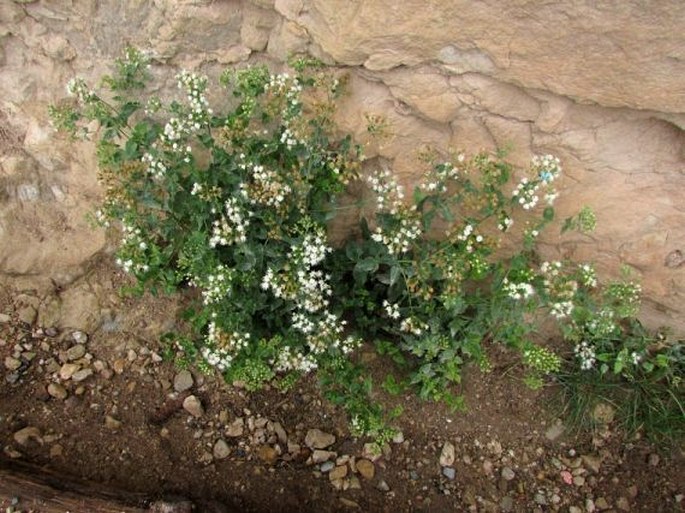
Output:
(0, 261), (683, 512)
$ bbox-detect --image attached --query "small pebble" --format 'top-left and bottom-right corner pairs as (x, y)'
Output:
(442, 467), (456, 480)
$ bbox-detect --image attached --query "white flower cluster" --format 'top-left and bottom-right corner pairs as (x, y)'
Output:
(420, 159), (462, 193)
(192, 265), (234, 305)
(383, 300), (401, 319)
(400, 316), (427, 336)
(265, 72), (303, 113)
(280, 127), (304, 150)
(142, 150), (168, 179)
(550, 300), (574, 319)
(574, 340), (596, 370)
(498, 216), (514, 232)
(456, 224), (484, 253)
(371, 217), (422, 255)
(66, 77), (95, 104)
(531, 154), (562, 184)
(512, 177), (539, 210)
(202, 322), (250, 372)
(263, 230), (333, 312)
(144, 96), (162, 116)
(586, 308), (618, 337)
(367, 169), (404, 214)
(296, 231), (331, 267)
(262, 227), (356, 373)
(94, 209), (111, 228)
(209, 198), (251, 247)
(502, 278), (535, 300)
(273, 346), (318, 373)
(176, 70), (212, 126)
(512, 154), (563, 210)
(115, 222), (150, 274)
(579, 264), (598, 288)
(541, 261), (578, 320)
(239, 163), (292, 209)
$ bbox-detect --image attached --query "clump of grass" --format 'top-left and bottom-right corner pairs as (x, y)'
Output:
(556, 336), (684, 447)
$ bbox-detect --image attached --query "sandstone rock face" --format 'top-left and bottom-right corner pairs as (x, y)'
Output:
(1, 0), (683, 332)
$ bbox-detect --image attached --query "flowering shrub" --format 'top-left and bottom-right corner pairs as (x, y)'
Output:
(52, 49), (361, 391)
(51, 48), (682, 441)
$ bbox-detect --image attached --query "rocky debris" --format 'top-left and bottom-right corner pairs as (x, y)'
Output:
(501, 466), (515, 481)
(311, 449), (336, 464)
(545, 422), (566, 441)
(439, 441), (455, 467)
(304, 428), (335, 449)
(376, 480), (390, 492)
(47, 382), (68, 400)
(174, 370), (194, 392)
(149, 500), (194, 513)
(65, 344), (86, 361)
(581, 454), (602, 473)
(71, 368), (93, 382)
(329, 465), (348, 480)
(105, 415), (122, 430)
(71, 331), (88, 344)
(213, 439), (230, 460)
(592, 403), (616, 425)
(182, 395), (204, 418)
(442, 467), (456, 480)
(59, 363), (80, 380)
(13, 426), (42, 446)
(225, 418), (244, 437)
(4, 356), (22, 371)
(256, 445), (278, 464)
(356, 458), (375, 480)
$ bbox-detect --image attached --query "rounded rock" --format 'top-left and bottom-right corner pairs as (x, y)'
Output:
(182, 395), (204, 418)
(47, 383), (68, 400)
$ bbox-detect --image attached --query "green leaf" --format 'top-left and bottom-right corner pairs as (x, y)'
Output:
(543, 207), (555, 221)
(355, 258), (379, 273)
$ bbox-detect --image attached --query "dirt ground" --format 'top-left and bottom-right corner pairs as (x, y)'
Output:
(0, 260), (683, 513)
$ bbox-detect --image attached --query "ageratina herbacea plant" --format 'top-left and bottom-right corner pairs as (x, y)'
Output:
(50, 47), (683, 443)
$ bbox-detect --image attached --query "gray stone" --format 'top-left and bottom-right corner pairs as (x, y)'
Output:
(304, 428), (336, 449)
(501, 466), (515, 481)
(534, 493), (548, 506)
(320, 461), (335, 472)
(442, 466), (456, 480)
(71, 331), (88, 344)
(174, 370), (194, 392)
(499, 496), (514, 512)
(66, 344), (86, 361)
(376, 480), (390, 492)
(71, 368), (93, 382)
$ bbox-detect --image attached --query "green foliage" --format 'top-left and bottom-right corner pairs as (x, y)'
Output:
(50, 48), (683, 444)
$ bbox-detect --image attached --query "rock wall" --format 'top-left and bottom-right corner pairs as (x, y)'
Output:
(1, 0), (684, 332)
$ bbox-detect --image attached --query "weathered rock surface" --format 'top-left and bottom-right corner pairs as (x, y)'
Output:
(1, 0), (683, 332)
